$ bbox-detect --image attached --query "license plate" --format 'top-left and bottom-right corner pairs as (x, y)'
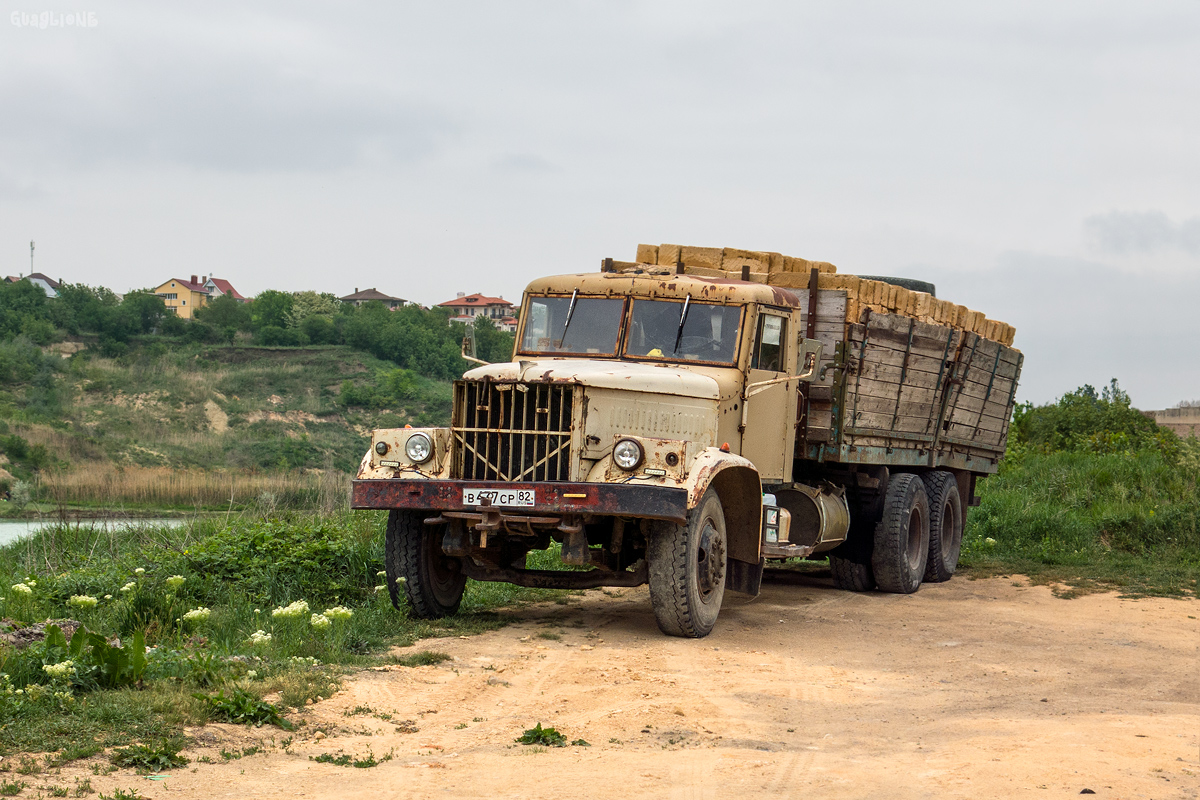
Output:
(462, 488), (536, 507)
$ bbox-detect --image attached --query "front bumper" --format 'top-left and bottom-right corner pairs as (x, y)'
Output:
(351, 479), (688, 524)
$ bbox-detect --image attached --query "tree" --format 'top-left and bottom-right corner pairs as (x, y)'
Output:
(121, 291), (168, 334)
(286, 291), (341, 328)
(249, 290), (294, 330)
(197, 293), (251, 331)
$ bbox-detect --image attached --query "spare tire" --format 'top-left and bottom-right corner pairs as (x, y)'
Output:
(856, 275), (936, 297)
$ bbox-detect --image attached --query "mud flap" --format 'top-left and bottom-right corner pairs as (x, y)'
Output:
(725, 557), (764, 596)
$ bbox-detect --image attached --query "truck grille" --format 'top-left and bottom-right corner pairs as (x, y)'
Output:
(452, 381), (577, 482)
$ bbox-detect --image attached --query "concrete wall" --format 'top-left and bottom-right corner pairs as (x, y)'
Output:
(1145, 407), (1200, 438)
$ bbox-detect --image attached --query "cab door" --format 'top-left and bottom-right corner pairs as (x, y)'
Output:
(739, 308), (797, 482)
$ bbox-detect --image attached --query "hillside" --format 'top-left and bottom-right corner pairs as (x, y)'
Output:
(1, 341), (453, 510)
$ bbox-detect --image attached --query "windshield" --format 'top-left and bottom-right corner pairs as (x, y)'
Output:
(519, 295), (625, 355)
(625, 298), (741, 365)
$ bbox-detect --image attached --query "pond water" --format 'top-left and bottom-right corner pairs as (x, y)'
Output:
(0, 518), (186, 548)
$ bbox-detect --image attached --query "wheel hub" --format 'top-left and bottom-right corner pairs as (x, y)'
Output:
(696, 520), (726, 599)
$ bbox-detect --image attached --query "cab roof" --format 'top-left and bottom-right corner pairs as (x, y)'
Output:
(523, 270), (803, 308)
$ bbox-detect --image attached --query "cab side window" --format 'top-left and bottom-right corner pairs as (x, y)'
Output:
(752, 313), (786, 372)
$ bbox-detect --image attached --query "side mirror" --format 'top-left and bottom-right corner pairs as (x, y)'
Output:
(796, 338), (823, 381)
(461, 331), (488, 366)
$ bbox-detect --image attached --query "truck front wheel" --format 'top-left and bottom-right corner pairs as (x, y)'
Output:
(647, 489), (727, 638)
(385, 510), (466, 619)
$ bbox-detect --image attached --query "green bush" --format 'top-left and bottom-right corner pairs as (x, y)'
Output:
(966, 381), (1200, 596)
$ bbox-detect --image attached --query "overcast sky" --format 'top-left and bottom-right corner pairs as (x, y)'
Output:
(1, 1), (1197, 408)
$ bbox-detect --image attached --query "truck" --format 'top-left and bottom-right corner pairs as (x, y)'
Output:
(351, 243), (1023, 638)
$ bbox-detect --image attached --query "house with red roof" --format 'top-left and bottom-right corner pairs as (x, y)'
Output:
(203, 277), (247, 302)
(5, 273), (62, 298)
(153, 274), (246, 318)
(438, 292), (516, 331)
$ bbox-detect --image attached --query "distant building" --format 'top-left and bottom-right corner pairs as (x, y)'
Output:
(203, 277), (247, 302)
(4, 273), (62, 298)
(438, 292), (515, 322)
(339, 288), (406, 310)
(1144, 406), (1200, 438)
(153, 274), (246, 319)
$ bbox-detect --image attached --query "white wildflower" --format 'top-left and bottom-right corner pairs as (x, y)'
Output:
(134, 568), (145, 576)
(43, 661), (76, 679)
(985, 537), (997, 547)
(120, 581), (136, 593)
(376, 570), (387, 577)
(10, 583), (31, 596)
(165, 575), (185, 590)
(103, 594), (113, 600)
(310, 613), (331, 631)
(66, 595), (99, 609)
(25, 580), (35, 588)
(247, 670), (258, 679)
(323, 606), (353, 622)
(271, 600), (310, 620)
(248, 629), (273, 645)
(182, 607), (211, 624)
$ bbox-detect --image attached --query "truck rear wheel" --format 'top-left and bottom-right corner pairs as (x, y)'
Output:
(385, 510), (466, 619)
(829, 551), (875, 591)
(922, 471), (963, 582)
(871, 474), (930, 594)
(647, 489), (727, 638)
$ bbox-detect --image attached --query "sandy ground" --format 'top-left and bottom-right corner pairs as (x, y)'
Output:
(45, 573), (1200, 799)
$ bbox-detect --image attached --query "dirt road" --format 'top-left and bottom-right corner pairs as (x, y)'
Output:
(73, 573), (1200, 799)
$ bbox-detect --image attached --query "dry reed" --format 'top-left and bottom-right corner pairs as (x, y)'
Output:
(35, 465), (350, 510)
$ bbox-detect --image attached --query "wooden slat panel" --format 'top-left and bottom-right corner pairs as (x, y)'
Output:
(847, 410), (938, 434)
(851, 380), (938, 405)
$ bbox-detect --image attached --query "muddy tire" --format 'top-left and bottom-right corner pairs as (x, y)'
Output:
(829, 550), (876, 591)
(922, 471), (963, 582)
(385, 509), (466, 619)
(871, 474), (930, 594)
(647, 489), (727, 638)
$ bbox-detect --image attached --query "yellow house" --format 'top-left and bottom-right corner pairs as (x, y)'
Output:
(153, 275), (210, 319)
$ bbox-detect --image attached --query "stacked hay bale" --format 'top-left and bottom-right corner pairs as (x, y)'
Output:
(633, 243), (1016, 347)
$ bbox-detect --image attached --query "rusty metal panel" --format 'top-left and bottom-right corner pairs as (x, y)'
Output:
(351, 479), (688, 523)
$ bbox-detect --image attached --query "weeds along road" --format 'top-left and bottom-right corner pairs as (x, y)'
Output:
(89, 575), (1200, 799)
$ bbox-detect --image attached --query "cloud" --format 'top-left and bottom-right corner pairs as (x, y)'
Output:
(1083, 210), (1200, 256)
(0, 18), (456, 173)
(913, 252), (1200, 410)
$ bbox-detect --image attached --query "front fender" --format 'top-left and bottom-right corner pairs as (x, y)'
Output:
(684, 448), (762, 565)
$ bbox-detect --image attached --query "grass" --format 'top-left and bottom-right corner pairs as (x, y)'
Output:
(0, 510), (569, 759)
(390, 651), (453, 667)
(33, 466), (345, 512)
(2, 343), (453, 511)
(962, 447), (1200, 597)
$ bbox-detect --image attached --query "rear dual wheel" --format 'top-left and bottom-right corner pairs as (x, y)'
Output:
(871, 474), (931, 594)
(922, 472), (964, 582)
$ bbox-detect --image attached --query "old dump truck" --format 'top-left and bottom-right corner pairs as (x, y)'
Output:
(352, 243), (1023, 637)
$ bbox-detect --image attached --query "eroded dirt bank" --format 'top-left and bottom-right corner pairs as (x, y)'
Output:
(61, 574), (1200, 799)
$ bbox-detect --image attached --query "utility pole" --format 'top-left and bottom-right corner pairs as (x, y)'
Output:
(29, 241), (34, 276)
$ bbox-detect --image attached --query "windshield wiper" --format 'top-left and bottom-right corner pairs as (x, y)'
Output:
(559, 289), (579, 348)
(672, 295), (691, 354)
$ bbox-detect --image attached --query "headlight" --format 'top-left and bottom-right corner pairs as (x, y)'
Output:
(404, 432), (433, 464)
(374, 441), (389, 455)
(613, 438), (643, 471)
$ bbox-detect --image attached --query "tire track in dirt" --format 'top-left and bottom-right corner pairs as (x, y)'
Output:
(50, 578), (1200, 800)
